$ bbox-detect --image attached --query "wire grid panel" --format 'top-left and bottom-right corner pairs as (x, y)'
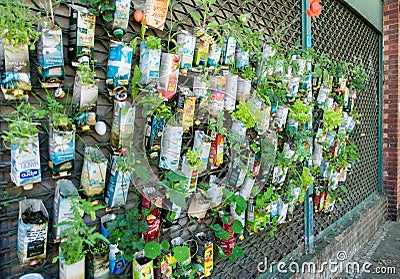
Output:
(311, 0), (380, 238)
(0, 0), (304, 278)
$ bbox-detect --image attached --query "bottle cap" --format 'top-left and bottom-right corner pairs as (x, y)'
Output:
(113, 29), (124, 39)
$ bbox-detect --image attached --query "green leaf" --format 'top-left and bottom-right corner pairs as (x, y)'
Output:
(173, 246), (190, 263)
(135, 165), (149, 181)
(229, 246), (244, 262)
(161, 240), (170, 252)
(144, 241), (161, 259)
(221, 215), (231, 224)
(168, 189), (186, 208)
(166, 170), (188, 182)
(189, 11), (201, 24)
(232, 220), (243, 234)
(340, 185), (348, 193)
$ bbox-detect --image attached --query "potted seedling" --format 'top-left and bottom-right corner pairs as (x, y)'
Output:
(181, 148), (204, 194)
(189, 0), (221, 67)
(0, 1), (39, 99)
(53, 179), (79, 242)
(53, 196), (108, 279)
(105, 208), (149, 274)
(2, 101), (46, 190)
(224, 66), (239, 111)
(81, 146), (108, 199)
(139, 25), (162, 85)
(73, 61), (98, 110)
(208, 111), (227, 169)
(68, 5), (96, 64)
(87, 238), (110, 279)
(37, 0), (65, 89)
(236, 66), (254, 102)
(17, 199), (49, 265)
(104, 155), (133, 207)
(45, 94), (76, 177)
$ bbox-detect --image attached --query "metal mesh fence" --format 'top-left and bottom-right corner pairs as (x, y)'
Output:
(311, 0), (380, 239)
(0, 0), (380, 278)
(0, 0), (304, 278)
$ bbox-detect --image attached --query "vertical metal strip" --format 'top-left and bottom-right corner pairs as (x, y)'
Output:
(302, 0), (314, 253)
(378, 33), (383, 193)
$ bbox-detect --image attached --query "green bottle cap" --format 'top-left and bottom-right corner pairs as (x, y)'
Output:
(113, 29), (124, 39)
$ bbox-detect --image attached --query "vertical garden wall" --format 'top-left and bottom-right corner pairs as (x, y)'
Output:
(0, 0), (381, 278)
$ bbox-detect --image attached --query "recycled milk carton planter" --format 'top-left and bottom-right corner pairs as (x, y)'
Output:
(209, 76), (226, 118)
(37, 20), (64, 87)
(110, 94), (135, 153)
(159, 125), (183, 170)
(222, 37), (236, 65)
(181, 156), (198, 194)
(73, 76), (98, 110)
(53, 179), (79, 241)
(139, 41), (161, 85)
(17, 199), (49, 264)
(108, 0), (131, 37)
(235, 45), (249, 70)
(11, 136), (41, 190)
(132, 254), (154, 279)
(0, 43), (31, 100)
(177, 31), (196, 69)
(86, 248), (110, 279)
(158, 53), (180, 99)
(224, 73), (238, 111)
(81, 147), (108, 197)
(106, 41), (133, 94)
(59, 250), (85, 279)
(48, 126), (75, 177)
(68, 5), (96, 64)
(208, 42), (222, 67)
(193, 130), (211, 172)
(236, 77), (251, 102)
(105, 156), (131, 207)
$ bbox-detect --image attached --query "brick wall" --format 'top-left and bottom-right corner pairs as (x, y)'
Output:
(270, 194), (387, 279)
(383, 0), (400, 221)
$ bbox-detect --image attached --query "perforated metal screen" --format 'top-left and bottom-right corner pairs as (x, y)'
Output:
(311, 0), (380, 239)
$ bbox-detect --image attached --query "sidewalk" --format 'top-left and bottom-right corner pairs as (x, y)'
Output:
(341, 221), (400, 278)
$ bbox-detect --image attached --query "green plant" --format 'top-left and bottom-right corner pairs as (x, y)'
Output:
(163, 170), (189, 207)
(232, 101), (262, 129)
(77, 62), (96, 86)
(189, 0), (217, 29)
(53, 196), (109, 265)
(322, 108), (343, 133)
(0, 1), (40, 48)
(78, 0), (115, 22)
(106, 208), (148, 262)
(208, 111), (228, 136)
(44, 94), (75, 131)
(186, 148), (204, 171)
(241, 67), (255, 81)
(141, 25), (162, 49)
(289, 100), (312, 125)
(2, 101), (46, 150)
(143, 240), (191, 265)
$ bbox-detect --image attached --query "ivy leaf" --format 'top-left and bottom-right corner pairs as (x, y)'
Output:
(232, 220), (243, 234)
(173, 246), (190, 263)
(144, 241), (161, 259)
